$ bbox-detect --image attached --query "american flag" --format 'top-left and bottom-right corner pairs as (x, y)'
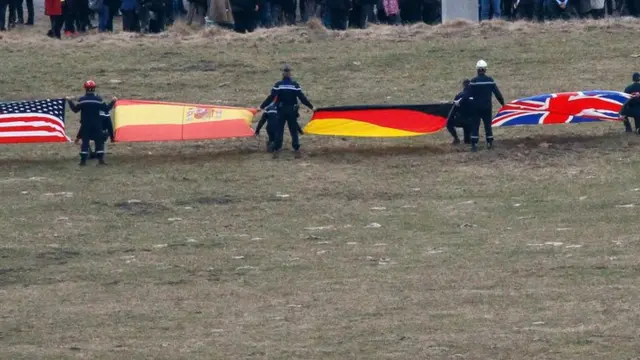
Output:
(492, 91), (631, 127)
(0, 99), (70, 144)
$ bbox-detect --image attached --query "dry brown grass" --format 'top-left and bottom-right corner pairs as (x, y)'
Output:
(2, 18), (640, 359)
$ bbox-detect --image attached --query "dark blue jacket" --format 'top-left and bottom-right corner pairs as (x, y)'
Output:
(452, 91), (472, 120)
(622, 82), (640, 116)
(260, 77), (313, 110)
(75, 111), (114, 141)
(466, 74), (505, 110)
(68, 93), (116, 139)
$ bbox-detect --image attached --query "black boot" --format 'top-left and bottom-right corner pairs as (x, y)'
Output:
(624, 119), (633, 132)
(451, 137), (460, 145)
(79, 152), (88, 166)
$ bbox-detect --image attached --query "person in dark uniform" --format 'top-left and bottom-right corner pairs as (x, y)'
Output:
(259, 65), (314, 158)
(448, 79), (472, 145)
(230, 0), (257, 32)
(81, 110), (114, 158)
(622, 72), (640, 133)
(67, 80), (116, 166)
(464, 59), (505, 152)
(255, 97), (278, 152)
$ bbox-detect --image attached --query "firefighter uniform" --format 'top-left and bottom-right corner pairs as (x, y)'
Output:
(448, 80), (472, 144)
(259, 65), (314, 158)
(80, 111), (114, 158)
(465, 60), (505, 151)
(255, 100), (278, 152)
(622, 73), (640, 133)
(67, 80), (116, 165)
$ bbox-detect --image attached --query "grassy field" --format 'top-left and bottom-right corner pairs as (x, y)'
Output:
(2, 18), (640, 359)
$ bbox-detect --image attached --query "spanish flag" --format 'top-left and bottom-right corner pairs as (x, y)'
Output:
(113, 99), (257, 142)
(303, 104), (452, 137)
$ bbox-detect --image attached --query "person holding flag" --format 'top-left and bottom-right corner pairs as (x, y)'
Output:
(462, 60), (505, 152)
(259, 65), (314, 159)
(67, 80), (116, 166)
(448, 79), (473, 145)
(622, 72), (640, 133)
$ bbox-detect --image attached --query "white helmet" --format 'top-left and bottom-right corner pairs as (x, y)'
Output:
(476, 60), (488, 70)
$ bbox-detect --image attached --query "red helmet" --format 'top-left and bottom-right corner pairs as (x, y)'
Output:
(84, 80), (97, 90)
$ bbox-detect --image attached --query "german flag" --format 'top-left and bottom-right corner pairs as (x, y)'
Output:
(113, 100), (257, 142)
(303, 104), (453, 137)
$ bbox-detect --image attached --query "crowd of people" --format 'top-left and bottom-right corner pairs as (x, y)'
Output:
(0, 0), (638, 37)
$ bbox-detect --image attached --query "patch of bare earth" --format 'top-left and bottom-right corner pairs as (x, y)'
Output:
(1, 18), (640, 359)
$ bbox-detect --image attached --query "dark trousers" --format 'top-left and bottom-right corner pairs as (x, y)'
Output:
(329, 8), (348, 29)
(80, 137), (105, 162)
(75, 0), (89, 31)
(623, 110), (640, 132)
(262, 112), (277, 151)
(400, 0), (422, 23)
(517, 1), (535, 20)
(63, 0), (76, 31)
(49, 15), (63, 38)
(232, 10), (256, 33)
(547, 1), (570, 20)
(121, 9), (138, 31)
(281, 0), (296, 23)
(629, 0), (640, 16)
(0, 0), (8, 29)
(447, 118), (471, 143)
(98, 4), (114, 31)
(349, 3), (371, 29)
(149, 11), (165, 32)
(14, 0), (32, 23)
(274, 108), (300, 151)
(422, 0), (440, 23)
(470, 108), (494, 145)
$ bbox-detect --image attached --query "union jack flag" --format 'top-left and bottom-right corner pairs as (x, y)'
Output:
(492, 91), (631, 127)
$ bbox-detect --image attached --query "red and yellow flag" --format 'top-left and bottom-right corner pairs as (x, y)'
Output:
(113, 99), (257, 142)
(303, 104), (452, 137)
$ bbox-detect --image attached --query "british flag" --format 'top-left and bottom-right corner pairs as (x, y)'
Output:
(492, 91), (631, 127)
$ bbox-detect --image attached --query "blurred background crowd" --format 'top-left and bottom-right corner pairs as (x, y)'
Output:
(0, 0), (638, 36)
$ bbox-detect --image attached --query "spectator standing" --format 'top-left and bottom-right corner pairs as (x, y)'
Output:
(514, 0), (536, 20)
(0, 0), (8, 30)
(349, 0), (376, 28)
(14, 0), (34, 25)
(207, 0), (234, 29)
(186, 0), (207, 25)
(229, 0), (257, 32)
(327, 0), (350, 29)
(547, 0), (570, 19)
(480, 0), (501, 20)
(590, 0), (606, 18)
(119, 0), (137, 30)
(629, 0), (640, 16)
(377, 0), (399, 24)
(45, 0), (63, 37)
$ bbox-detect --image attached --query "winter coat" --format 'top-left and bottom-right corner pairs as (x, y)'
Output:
(45, 0), (63, 16)
(229, 0), (257, 12)
(207, 0), (234, 25)
(120, 0), (136, 10)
